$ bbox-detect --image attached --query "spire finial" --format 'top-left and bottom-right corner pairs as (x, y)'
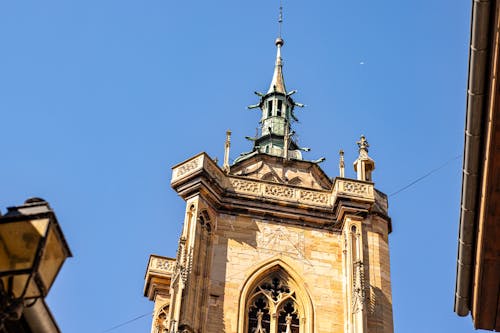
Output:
(357, 135), (369, 153)
(278, 0), (283, 38)
(269, 1), (286, 94)
(275, 0), (284, 48)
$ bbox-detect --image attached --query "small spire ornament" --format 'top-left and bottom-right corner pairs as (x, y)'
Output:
(339, 149), (345, 177)
(353, 135), (375, 182)
(223, 130), (231, 173)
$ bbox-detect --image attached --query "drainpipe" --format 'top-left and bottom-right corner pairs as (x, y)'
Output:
(454, 0), (491, 317)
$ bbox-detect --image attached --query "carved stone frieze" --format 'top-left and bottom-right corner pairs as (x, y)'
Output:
(264, 184), (294, 199)
(230, 178), (260, 193)
(335, 179), (374, 201)
(343, 182), (369, 195)
(144, 255), (176, 301)
(299, 190), (329, 205)
(172, 155), (203, 181)
(150, 256), (176, 275)
(172, 154), (380, 210)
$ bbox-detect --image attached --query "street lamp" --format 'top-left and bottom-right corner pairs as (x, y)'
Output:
(0, 198), (72, 324)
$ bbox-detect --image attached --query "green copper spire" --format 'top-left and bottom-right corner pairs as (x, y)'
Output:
(268, 37), (286, 94)
(240, 37), (306, 162)
(233, 3), (309, 165)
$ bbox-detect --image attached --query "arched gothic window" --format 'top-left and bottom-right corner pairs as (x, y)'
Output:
(246, 273), (301, 333)
(154, 304), (169, 333)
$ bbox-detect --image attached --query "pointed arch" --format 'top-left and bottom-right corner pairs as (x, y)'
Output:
(237, 257), (315, 333)
(153, 303), (169, 333)
(262, 172), (277, 182)
(288, 176), (303, 186)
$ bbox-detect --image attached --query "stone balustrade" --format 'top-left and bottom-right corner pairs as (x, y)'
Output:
(171, 153), (375, 208)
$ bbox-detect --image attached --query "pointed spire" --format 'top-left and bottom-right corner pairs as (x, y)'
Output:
(268, 38), (287, 94)
(234, 2), (309, 164)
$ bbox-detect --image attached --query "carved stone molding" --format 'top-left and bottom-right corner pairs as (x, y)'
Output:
(299, 190), (329, 205)
(172, 154), (378, 209)
(352, 260), (366, 313)
(230, 178), (260, 194)
(264, 184), (295, 199)
(344, 182), (368, 195)
(205, 157), (226, 186)
(150, 256), (176, 275)
(335, 179), (374, 201)
(172, 155), (204, 182)
(229, 177), (332, 207)
(144, 255), (176, 301)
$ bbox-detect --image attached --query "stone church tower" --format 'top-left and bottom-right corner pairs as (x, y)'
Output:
(144, 34), (394, 333)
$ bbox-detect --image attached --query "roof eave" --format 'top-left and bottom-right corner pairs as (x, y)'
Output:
(455, 0), (492, 317)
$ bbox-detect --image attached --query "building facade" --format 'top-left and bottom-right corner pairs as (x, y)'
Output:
(144, 36), (394, 333)
(454, 0), (500, 330)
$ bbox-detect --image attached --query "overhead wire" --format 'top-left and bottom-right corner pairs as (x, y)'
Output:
(100, 311), (152, 333)
(388, 154), (462, 197)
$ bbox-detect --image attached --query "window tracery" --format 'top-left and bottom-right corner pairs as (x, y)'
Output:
(278, 301), (299, 333)
(246, 274), (301, 333)
(154, 305), (169, 333)
(248, 296), (271, 333)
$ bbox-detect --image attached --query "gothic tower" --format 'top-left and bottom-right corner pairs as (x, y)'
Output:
(144, 30), (394, 333)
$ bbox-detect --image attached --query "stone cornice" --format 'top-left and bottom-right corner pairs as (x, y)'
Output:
(171, 153), (385, 225)
(144, 255), (176, 300)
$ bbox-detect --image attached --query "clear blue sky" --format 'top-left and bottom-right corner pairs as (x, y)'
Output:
(0, 1), (475, 332)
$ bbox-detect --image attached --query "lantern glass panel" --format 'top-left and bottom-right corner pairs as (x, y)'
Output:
(0, 274), (30, 299)
(24, 275), (43, 299)
(0, 218), (49, 274)
(38, 225), (67, 293)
